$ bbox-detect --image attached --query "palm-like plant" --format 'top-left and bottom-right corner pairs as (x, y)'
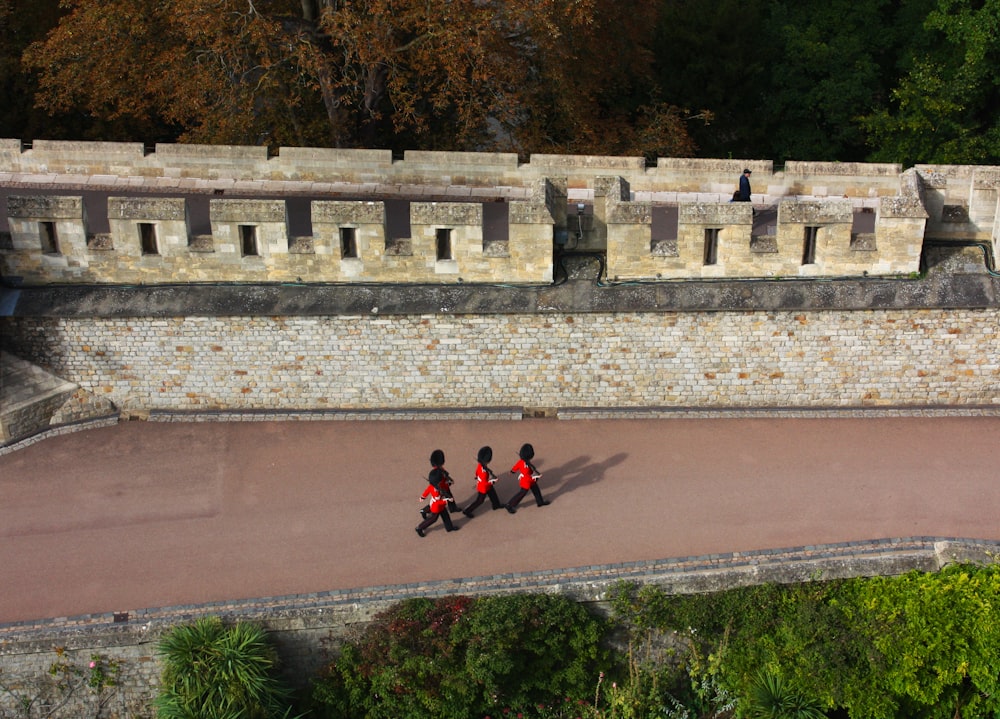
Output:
(745, 669), (826, 719)
(154, 616), (297, 719)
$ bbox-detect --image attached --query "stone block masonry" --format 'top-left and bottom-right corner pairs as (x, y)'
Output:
(2, 308), (998, 412)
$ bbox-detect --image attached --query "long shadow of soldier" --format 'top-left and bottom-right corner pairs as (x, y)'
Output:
(532, 452), (628, 502)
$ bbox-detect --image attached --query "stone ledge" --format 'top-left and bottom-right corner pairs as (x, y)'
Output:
(3, 258), (997, 317)
(557, 405), (1000, 420)
(146, 407), (524, 422)
(0, 414), (120, 455)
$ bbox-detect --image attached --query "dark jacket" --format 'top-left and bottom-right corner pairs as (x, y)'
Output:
(738, 173), (752, 202)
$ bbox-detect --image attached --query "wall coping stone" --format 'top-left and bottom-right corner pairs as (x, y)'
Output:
(0, 413), (120, 455)
(2, 247), (997, 317)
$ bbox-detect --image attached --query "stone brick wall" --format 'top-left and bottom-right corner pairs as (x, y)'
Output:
(2, 309), (998, 413)
(7, 144), (997, 284)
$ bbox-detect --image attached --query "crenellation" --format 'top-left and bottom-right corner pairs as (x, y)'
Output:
(779, 198), (853, 224)
(7, 194), (83, 219)
(1, 144), (998, 286)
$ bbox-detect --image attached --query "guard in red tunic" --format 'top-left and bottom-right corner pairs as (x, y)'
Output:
(504, 443), (550, 513)
(463, 446), (503, 517)
(416, 468), (459, 536)
(429, 448), (462, 513)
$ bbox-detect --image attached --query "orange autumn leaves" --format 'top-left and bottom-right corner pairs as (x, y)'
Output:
(25, 0), (703, 155)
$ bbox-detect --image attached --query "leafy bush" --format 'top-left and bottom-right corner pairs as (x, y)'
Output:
(310, 594), (607, 719)
(745, 670), (825, 719)
(154, 616), (298, 719)
(610, 564), (1000, 719)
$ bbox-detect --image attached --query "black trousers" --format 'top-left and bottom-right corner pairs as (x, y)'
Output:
(465, 486), (502, 514)
(506, 483), (545, 509)
(438, 484), (461, 511)
(417, 508), (456, 532)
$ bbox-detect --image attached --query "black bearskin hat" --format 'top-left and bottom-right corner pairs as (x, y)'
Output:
(518, 443), (534, 460)
(429, 468), (443, 486)
(477, 446), (493, 464)
(430, 449), (445, 467)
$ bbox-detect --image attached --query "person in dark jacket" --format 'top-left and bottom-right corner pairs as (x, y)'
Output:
(738, 168), (752, 202)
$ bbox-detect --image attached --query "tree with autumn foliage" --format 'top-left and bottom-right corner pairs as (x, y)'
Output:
(24, 0), (704, 156)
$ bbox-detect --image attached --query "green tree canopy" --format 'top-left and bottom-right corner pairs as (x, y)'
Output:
(862, 0), (1000, 165)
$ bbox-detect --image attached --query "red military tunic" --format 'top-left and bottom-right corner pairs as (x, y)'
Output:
(421, 483), (448, 514)
(475, 463), (494, 493)
(511, 458), (537, 489)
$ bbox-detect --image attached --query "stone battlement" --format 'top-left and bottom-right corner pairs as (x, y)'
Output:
(0, 140), (998, 285)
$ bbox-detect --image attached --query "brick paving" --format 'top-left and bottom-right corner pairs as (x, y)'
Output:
(2, 410), (999, 637)
(3, 535), (997, 638)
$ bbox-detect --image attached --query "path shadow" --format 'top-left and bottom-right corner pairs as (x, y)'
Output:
(534, 452), (628, 502)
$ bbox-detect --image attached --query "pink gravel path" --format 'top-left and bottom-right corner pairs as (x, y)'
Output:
(1, 416), (997, 624)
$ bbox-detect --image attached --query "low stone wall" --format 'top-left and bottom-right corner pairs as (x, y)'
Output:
(2, 307), (998, 413)
(0, 139), (909, 197)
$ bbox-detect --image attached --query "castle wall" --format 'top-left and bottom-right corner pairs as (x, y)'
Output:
(0, 139), (906, 199)
(3, 194), (555, 284)
(916, 165), (1000, 244)
(1, 189), (925, 284)
(2, 142), (996, 283)
(3, 309), (997, 413)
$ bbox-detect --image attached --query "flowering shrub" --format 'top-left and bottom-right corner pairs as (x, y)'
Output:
(310, 594), (607, 719)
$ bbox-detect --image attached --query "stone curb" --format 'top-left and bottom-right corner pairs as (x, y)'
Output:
(0, 414), (120, 456)
(558, 405), (1000, 419)
(2, 536), (997, 640)
(4, 405), (998, 455)
(145, 407), (525, 422)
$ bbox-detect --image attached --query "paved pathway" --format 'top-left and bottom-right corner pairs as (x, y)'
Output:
(1, 415), (998, 625)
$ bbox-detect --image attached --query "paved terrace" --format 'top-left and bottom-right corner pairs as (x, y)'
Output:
(1, 411), (999, 631)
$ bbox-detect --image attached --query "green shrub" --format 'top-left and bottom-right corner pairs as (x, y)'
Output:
(611, 565), (1000, 719)
(310, 594), (607, 719)
(154, 616), (298, 719)
(745, 669), (826, 719)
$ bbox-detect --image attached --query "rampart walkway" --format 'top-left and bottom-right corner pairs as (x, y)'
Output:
(1, 411), (998, 628)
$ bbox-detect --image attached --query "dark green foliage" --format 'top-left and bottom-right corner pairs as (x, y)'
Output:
(6, 0), (994, 163)
(611, 564), (1000, 719)
(745, 670), (826, 719)
(651, 0), (772, 160)
(155, 616), (299, 719)
(861, 0), (1000, 164)
(310, 594), (607, 719)
(757, 0), (911, 162)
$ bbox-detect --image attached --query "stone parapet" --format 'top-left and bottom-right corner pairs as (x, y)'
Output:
(2, 149), (996, 283)
(312, 200), (384, 224)
(109, 196), (186, 221)
(0, 140), (984, 203)
(7, 194), (83, 219)
(778, 198), (853, 224)
(678, 202), (748, 225)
